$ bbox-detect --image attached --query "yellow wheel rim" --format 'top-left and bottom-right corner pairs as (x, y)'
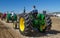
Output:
(40, 25), (46, 31)
(19, 17), (25, 32)
(42, 25), (46, 29)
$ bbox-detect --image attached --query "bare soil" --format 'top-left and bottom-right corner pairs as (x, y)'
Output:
(0, 17), (60, 38)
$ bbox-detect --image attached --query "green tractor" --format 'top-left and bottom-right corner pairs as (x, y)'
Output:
(6, 13), (17, 23)
(14, 11), (52, 35)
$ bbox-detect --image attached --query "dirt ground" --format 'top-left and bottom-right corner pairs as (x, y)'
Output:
(0, 17), (60, 38)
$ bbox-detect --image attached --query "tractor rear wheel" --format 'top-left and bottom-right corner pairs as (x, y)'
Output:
(19, 13), (31, 36)
(43, 15), (52, 32)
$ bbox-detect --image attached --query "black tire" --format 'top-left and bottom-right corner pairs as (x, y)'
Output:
(11, 16), (14, 23)
(43, 15), (52, 32)
(19, 13), (32, 36)
(12, 20), (14, 23)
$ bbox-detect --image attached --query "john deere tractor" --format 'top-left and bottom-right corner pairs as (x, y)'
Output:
(6, 13), (17, 23)
(14, 11), (52, 35)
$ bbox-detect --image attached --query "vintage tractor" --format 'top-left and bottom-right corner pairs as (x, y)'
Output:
(1, 13), (6, 20)
(5, 13), (17, 23)
(13, 11), (52, 35)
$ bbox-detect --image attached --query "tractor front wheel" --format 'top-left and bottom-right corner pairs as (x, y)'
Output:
(13, 21), (17, 29)
(43, 15), (52, 32)
(6, 17), (9, 23)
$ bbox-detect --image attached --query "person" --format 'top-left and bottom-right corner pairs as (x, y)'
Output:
(11, 11), (14, 17)
(31, 5), (38, 18)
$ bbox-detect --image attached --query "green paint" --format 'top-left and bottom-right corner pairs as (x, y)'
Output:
(6, 13), (17, 21)
(31, 14), (45, 32)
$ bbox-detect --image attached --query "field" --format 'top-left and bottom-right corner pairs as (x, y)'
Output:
(0, 17), (60, 38)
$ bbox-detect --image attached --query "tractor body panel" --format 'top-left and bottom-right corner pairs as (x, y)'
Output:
(6, 14), (11, 20)
(30, 14), (46, 31)
(6, 13), (17, 21)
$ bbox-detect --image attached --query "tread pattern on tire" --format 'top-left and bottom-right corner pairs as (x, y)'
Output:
(19, 13), (32, 36)
(44, 14), (52, 32)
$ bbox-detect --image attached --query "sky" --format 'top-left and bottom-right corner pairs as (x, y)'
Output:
(0, 0), (60, 14)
